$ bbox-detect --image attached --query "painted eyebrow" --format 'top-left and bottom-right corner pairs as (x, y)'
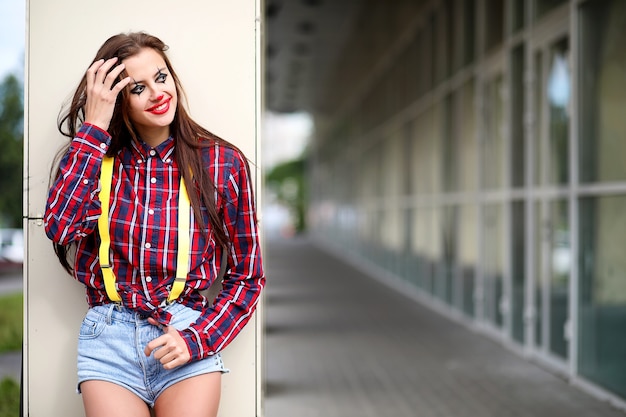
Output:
(130, 67), (168, 85)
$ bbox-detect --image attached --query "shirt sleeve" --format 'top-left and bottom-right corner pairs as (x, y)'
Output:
(44, 123), (111, 245)
(180, 147), (265, 360)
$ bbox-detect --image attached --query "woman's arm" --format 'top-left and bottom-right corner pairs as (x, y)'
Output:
(45, 58), (129, 245)
(180, 146), (266, 361)
(44, 124), (110, 244)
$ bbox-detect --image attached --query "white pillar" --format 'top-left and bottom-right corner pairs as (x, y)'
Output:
(24, 1), (263, 415)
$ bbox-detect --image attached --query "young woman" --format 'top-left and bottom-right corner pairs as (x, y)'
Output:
(44, 32), (265, 417)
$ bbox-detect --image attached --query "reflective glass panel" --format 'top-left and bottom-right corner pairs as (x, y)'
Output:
(482, 75), (505, 189)
(579, 0), (626, 183)
(511, 45), (525, 188)
(579, 195), (626, 398)
(483, 203), (504, 327)
(439, 205), (457, 305)
(546, 39), (569, 185)
(459, 204), (478, 317)
(548, 200), (569, 358)
(534, 200), (570, 357)
(512, 201), (525, 344)
(459, 80), (478, 192)
(534, 0), (567, 21)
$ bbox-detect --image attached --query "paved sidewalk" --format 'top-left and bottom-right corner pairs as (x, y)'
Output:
(264, 236), (626, 417)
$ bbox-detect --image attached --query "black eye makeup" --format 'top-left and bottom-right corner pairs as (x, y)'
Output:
(156, 69), (168, 83)
(129, 68), (168, 95)
(130, 82), (145, 95)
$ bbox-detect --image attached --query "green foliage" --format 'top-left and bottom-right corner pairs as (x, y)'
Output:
(0, 74), (24, 228)
(0, 293), (22, 353)
(0, 377), (20, 417)
(266, 157), (307, 232)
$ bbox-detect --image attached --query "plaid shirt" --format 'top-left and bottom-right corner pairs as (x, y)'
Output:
(45, 123), (265, 361)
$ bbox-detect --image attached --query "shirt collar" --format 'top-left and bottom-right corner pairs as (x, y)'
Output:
(130, 136), (176, 163)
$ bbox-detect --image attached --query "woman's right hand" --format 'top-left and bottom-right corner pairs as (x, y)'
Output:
(84, 57), (131, 131)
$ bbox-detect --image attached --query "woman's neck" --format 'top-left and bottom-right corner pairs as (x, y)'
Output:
(136, 126), (171, 148)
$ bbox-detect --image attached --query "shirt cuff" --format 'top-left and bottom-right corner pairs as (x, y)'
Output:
(180, 328), (215, 362)
(78, 123), (112, 150)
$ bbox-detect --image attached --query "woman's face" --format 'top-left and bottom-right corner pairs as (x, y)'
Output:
(122, 47), (178, 146)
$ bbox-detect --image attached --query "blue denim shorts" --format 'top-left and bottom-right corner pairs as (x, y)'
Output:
(77, 302), (228, 406)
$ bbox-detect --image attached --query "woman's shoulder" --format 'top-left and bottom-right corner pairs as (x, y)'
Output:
(199, 137), (249, 170)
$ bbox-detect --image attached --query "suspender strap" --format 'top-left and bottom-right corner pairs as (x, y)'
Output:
(98, 155), (191, 303)
(169, 177), (191, 302)
(97, 156), (121, 302)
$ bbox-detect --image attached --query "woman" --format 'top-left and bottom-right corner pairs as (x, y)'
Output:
(44, 32), (265, 417)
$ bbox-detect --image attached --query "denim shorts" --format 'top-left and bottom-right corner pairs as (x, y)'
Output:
(77, 302), (228, 406)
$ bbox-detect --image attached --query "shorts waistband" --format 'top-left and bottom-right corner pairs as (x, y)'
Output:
(90, 303), (185, 325)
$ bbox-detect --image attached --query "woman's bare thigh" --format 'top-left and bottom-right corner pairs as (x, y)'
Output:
(81, 380), (151, 417)
(153, 373), (222, 417)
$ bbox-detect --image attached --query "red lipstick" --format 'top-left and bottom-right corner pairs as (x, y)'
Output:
(146, 97), (171, 115)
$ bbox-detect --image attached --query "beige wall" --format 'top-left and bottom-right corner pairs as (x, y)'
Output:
(25, 0), (263, 415)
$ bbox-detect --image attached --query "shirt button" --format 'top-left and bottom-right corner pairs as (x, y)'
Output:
(99, 143), (106, 149)
(148, 209), (154, 215)
(83, 179), (89, 185)
(137, 159), (143, 164)
(166, 158), (172, 163)
(145, 243), (151, 249)
(149, 150), (156, 156)
(150, 177), (157, 184)
(145, 276), (152, 282)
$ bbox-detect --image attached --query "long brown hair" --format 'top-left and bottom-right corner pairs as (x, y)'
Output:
(53, 32), (234, 273)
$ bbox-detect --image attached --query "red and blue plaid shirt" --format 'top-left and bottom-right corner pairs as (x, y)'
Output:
(45, 123), (265, 361)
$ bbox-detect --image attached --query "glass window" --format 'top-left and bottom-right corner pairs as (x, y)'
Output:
(435, 3), (451, 84)
(461, 0), (476, 66)
(442, 95), (456, 192)
(406, 35), (421, 103)
(451, 0), (476, 72)
(534, 0), (567, 21)
(432, 102), (444, 194)
(579, 0), (626, 183)
(534, 201), (543, 347)
(485, 0), (504, 53)
(459, 80), (478, 192)
(482, 74), (505, 189)
(535, 38), (570, 186)
(459, 204), (478, 317)
(412, 109), (437, 195)
(546, 39), (569, 185)
(534, 199), (569, 358)
(483, 203), (505, 327)
(533, 51), (543, 186)
(422, 16), (435, 93)
(511, 45), (526, 188)
(511, 0), (525, 33)
(579, 195), (626, 398)
(511, 201), (526, 344)
(439, 205), (457, 305)
(548, 200), (569, 358)
(412, 207), (439, 293)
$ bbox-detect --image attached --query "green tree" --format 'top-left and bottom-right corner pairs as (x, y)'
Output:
(266, 157), (307, 233)
(0, 74), (23, 228)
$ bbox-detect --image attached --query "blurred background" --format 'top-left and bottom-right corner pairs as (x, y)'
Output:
(2, 0), (626, 416)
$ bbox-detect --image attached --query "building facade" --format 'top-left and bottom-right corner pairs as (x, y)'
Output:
(306, 0), (626, 406)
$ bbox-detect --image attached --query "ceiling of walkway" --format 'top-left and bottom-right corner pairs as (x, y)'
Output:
(265, 0), (362, 114)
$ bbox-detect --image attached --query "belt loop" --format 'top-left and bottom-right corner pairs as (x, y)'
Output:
(106, 303), (115, 325)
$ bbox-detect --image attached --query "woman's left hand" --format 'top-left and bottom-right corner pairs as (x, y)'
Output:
(145, 318), (191, 370)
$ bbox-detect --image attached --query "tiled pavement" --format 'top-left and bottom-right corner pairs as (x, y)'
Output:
(263, 236), (626, 417)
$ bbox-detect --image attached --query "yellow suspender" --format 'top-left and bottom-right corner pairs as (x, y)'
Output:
(97, 156), (120, 301)
(171, 177), (191, 302)
(98, 155), (191, 303)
